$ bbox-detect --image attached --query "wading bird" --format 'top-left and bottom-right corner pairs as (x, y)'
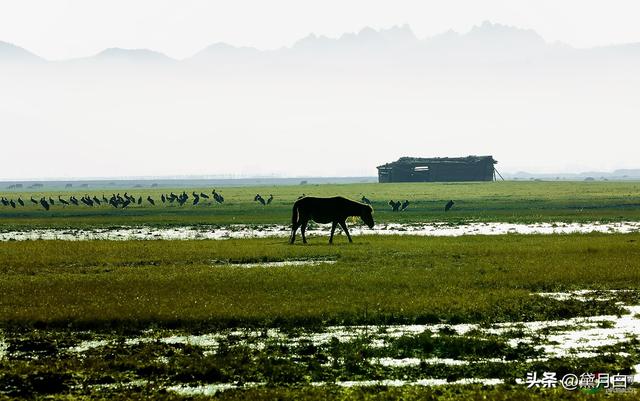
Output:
(17, 197), (24, 206)
(445, 200), (455, 212)
(254, 194), (266, 205)
(400, 200), (410, 211)
(361, 196), (372, 205)
(212, 190), (224, 204)
(267, 194), (273, 205)
(388, 200), (401, 212)
(147, 196), (155, 205)
(40, 198), (50, 211)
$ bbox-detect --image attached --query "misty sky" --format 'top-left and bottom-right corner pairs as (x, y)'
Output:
(2, 0), (640, 60)
(1, 1), (640, 180)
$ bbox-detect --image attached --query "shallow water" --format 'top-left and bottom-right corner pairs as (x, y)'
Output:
(168, 378), (506, 395)
(58, 291), (640, 379)
(219, 259), (338, 268)
(2, 221), (639, 241)
(3, 291), (639, 395)
(0, 339), (7, 361)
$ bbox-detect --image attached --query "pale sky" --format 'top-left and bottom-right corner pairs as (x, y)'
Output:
(1, 1), (640, 179)
(1, 0), (640, 60)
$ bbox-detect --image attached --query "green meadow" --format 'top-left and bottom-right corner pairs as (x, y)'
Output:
(1, 181), (640, 399)
(1, 234), (639, 329)
(0, 181), (639, 229)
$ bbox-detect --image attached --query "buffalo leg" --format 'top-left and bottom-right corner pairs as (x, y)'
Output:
(301, 220), (309, 244)
(290, 220), (301, 244)
(339, 220), (353, 243)
(329, 221), (337, 244)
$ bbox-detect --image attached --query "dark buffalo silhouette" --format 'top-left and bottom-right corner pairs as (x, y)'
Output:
(290, 196), (374, 244)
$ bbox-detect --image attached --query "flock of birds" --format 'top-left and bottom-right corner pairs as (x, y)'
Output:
(361, 196), (454, 212)
(0, 189), (227, 210)
(1, 191), (456, 212)
(254, 194), (274, 205)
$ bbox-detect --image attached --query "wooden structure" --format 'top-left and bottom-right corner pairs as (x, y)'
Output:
(377, 156), (498, 183)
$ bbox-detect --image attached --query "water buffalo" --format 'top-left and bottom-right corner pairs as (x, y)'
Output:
(290, 196), (374, 244)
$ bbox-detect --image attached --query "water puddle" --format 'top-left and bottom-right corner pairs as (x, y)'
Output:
(168, 378), (505, 395)
(1, 221), (639, 241)
(3, 290), (639, 395)
(215, 259), (338, 268)
(0, 339), (7, 361)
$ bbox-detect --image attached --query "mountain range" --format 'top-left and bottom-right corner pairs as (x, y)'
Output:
(2, 21), (639, 67)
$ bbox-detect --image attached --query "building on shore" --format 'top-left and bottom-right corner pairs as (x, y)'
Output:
(377, 156), (499, 183)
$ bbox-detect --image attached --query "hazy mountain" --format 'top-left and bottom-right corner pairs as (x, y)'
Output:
(2, 22), (640, 68)
(292, 24), (419, 52)
(0, 41), (43, 62)
(90, 47), (175, 63)
(188, 42), (262, 62)
(2, 22), (639, 178)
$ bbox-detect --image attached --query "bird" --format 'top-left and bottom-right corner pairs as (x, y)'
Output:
(445, 200), (455, 212)
(212, 190), (224, 204)
(102, 195), (109, 203)
(69, 196), (79, 206)
(93, 196), (101, 205)
(266, 194), (273, 205)
(40, 198), (50, 211)
(58, 196), (69, 206)
(400, 200), (410, 211)
(200, 192), (209, 199)
(147, 196), (155, 206)
(49, 197), (55, 205)
(137, 196), (142, 205)
(192, 193), (200, 205)
(254, 194), (265, 205)
(17, 197), (24, 207)
(9, 199), (16, 208)
(30, 196), (38, 205)
(121, 199), (131, 208)
(298, 193), (306, 200)
(361, 196), (372, 205)
(389, 200), (401, 212)
(161, 194), (166, 203)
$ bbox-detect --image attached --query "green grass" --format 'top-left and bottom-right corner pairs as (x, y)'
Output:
(1, 181), (640, 229)
(1, 233), (639, 329)
(3, 181), (640, 399)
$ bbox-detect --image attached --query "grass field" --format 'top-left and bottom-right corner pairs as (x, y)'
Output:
(1, 234), (639, 328)
(2, 234), (640, 398)
(1, 181), (640, 229)
(2, 181), (640, 399)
